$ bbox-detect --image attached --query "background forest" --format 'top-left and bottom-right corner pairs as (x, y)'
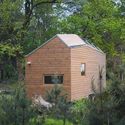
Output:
(1, 0), (125, 125)
(0, 0), (125, 82)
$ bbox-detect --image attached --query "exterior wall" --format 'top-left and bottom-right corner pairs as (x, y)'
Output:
(71, 46), (106, 101)
(25, 37), (71, 99)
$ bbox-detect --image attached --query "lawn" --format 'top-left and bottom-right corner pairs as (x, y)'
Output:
(30, 118), (73, 125)
(45, 118), (73, 125)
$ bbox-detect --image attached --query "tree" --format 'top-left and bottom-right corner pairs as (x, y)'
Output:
(59, 0), (125, 75)
(45, 85), (70, 125)
(70, 99), (89, 125)
(0, 44), (23, 81)
(0, 0), (76, 82)
(0, 84), (34, 125)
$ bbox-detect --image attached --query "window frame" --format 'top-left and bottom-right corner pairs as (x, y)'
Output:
(43, 74), (64, 84)
(80, 63), (86, 76)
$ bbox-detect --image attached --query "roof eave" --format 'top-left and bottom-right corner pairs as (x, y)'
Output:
(25, 35), (55, 57)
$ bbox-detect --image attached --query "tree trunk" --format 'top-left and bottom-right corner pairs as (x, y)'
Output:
(16, 57), (24, 81)
(22, 107), (25, 125)
(63, 117), (66, 125)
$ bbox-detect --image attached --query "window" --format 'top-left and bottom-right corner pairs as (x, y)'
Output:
(44, 74), (63, 84)
(80, 63), (86, 76)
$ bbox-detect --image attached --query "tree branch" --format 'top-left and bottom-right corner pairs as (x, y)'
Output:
(33, 1), (59, 9)
(32, 0), (73, 9)
(23, 0), (73, 29)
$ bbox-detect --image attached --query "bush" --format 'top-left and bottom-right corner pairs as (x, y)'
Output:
(0, 84), (34, 125)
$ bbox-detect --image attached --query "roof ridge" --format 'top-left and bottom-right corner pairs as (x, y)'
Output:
(25, 34), (104, 57)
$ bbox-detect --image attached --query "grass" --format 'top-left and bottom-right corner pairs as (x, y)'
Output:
(29, 118), (73, 125)
(45, 118), (73, 125)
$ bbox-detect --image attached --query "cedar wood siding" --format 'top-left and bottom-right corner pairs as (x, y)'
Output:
(25, 37), (71, 99)
(71, 46), (106, 101)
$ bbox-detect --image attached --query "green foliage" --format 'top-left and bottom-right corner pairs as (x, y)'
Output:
(0, 0), (124, 81)
(70, 99), (89, 125)
(1, 0), (125, 124)
(0, 44), (22, 57)
(0, 0), (23, 44)
(106, 75), (125, 125)
(0, 44), (23, 82)
(80, 66), (125, 125)
(45, 85), (70, 125)
(0, 84), (34, 125)
(45, 85), (67, 103)
(59, 0), (125, 74)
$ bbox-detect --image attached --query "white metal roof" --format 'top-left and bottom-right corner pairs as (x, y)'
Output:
(25, 34), (104, 57)
(57, 34), (104, 53)
(57, 34), (86, 47)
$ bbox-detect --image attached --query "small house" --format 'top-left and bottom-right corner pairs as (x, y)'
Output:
(25, 34), (106, 101)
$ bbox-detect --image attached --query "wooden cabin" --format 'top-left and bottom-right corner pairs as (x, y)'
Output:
(25, 34), (106, 101)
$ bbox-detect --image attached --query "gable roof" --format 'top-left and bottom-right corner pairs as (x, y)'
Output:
(57, 34), (86, 47)
(25, 34), (104, 57)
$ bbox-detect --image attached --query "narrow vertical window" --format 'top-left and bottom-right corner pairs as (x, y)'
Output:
(80, 63), (85, 76)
